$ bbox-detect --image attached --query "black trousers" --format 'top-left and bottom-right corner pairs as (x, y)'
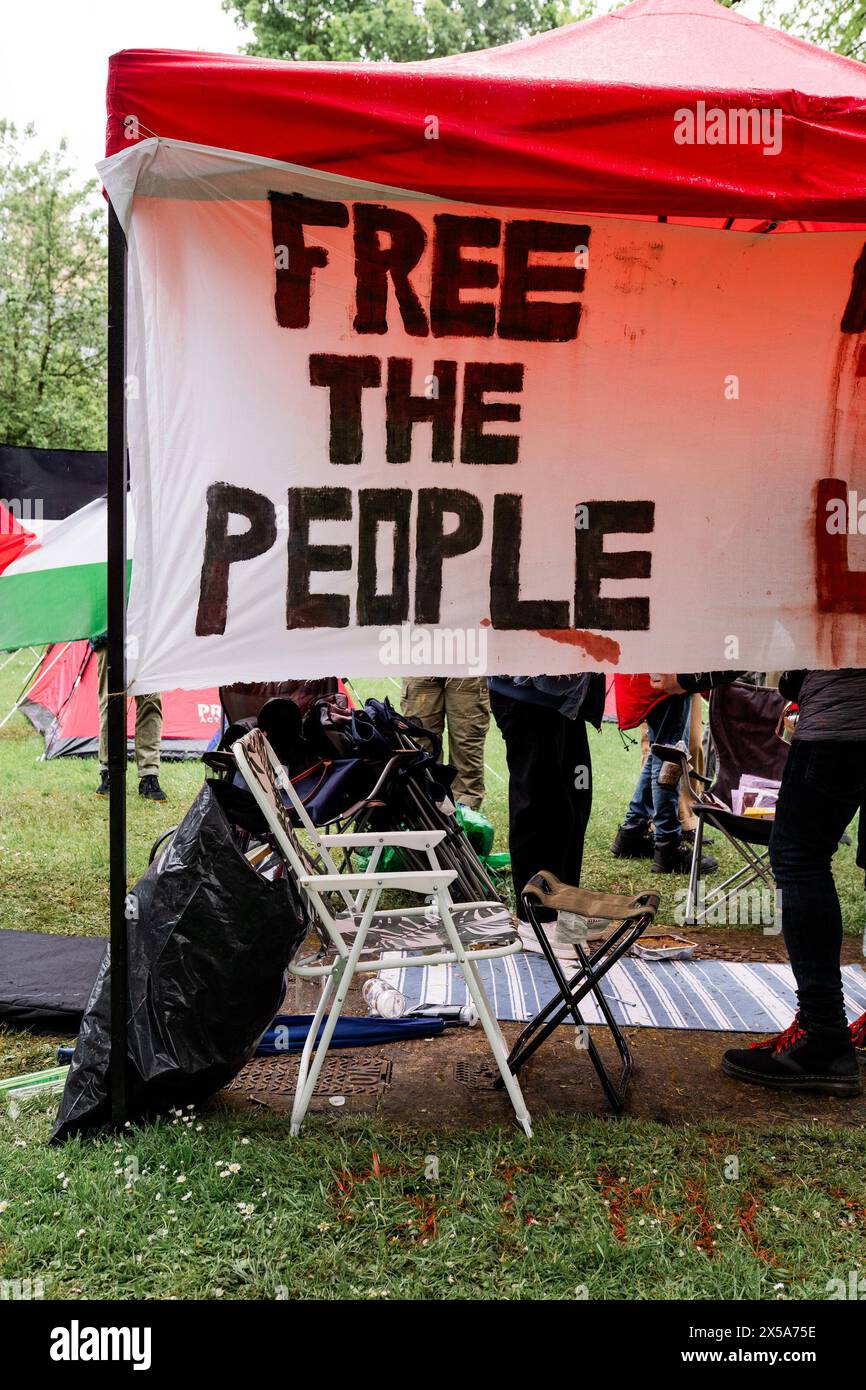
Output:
(769, 739), (866, 1032)
(490, 690), (593, 922)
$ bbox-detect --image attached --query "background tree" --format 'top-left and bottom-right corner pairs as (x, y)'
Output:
(0, 123), (106, 452)
(224, 0), (594, 63)
(758, 0), (865, 61)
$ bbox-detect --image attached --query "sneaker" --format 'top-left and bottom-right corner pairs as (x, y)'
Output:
(850, 1010), (866, 1057)
(95, 770), (110, 796)
(517, 920), (575, 961)
(722, 1018), (860, 1096)
(652, 837), (717, 875)
(611, 823), (654, 859)
(138, 775), (167, 802)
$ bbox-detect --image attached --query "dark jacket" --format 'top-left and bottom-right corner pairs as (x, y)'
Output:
(676, 669), (866, 742)
(488, 674), (606, 728)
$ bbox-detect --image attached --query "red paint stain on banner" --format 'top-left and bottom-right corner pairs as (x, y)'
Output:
(537, 629), (621, 663)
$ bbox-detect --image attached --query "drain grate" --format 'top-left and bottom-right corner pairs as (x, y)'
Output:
(229, 1053), (392, 1099)
(453, 1059), (500, 1091)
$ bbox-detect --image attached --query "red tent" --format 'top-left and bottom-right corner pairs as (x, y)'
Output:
(106, 0), (866, 223)
(19, 642), (222, 760)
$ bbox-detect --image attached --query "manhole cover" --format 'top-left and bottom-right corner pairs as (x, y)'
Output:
(453, 1059), (500, 1091)
(229, 1053), (392, 1099)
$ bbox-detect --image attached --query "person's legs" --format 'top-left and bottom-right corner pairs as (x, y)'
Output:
(442, 677), (489, 808)
(679, 694), (703, 833)
(400, 678), (445, 746)
(564, 713), (592, 887)
(134, 693), (163, 778)
(769, 741), (866, 1032)
(644, 694), (690, 844)
(722, 740), (864, 1095)
(622, 742), (653, 829)
(490, 691), (574, 922)
(97, 647), (109, 773)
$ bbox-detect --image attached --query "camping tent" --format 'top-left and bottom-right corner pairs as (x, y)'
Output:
(0, 496), (222, 747)
(19, 641), (221, 760)
(105, 0), (866, 222)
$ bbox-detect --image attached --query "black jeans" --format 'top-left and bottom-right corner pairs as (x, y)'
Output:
(489, 690), (593, 922)
(769, 739), (866, 1032)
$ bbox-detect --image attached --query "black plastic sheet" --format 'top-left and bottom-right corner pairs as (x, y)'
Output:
(51, 779), (307, 1142)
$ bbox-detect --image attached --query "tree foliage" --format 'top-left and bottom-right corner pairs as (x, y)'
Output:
(758, 0), (865, 61)
(224, 0), (592, 63)
(0, 123), (106, 452)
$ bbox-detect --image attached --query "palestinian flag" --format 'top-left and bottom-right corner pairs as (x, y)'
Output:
(0, 498), (130, 652)
(0, 501), (35, 574)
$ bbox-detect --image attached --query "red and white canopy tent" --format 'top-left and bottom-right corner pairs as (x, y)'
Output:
(100, 0), (866, 1122)
(106, 0), (866, 222)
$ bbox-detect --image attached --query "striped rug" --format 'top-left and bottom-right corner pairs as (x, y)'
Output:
(381, 957), (866, 1033)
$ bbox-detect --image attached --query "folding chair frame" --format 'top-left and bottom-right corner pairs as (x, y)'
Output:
(501, 874), (659, 1112)
(232, 728), (532, 1137)
(651, 740), (776, 928)
(685, 809), (774, 927)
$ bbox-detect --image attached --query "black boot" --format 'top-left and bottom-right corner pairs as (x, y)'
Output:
(682, 826), (714, 847)
(95, 770), (110, 796)
(139, 775), (167, 802)
(652, 835), (717, 875)
(611, 823), (654, 859)
(723, 1018), (860, 1096)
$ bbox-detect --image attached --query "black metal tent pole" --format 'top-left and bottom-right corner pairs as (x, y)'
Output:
(107, 199), (129, 1128)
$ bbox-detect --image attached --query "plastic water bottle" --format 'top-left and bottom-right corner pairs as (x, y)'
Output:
(555, 910), (590, 945)
(409, 1003), (479, 1027)
(362, 977), (407, 1019)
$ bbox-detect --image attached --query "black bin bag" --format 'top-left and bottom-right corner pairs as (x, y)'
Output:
(51, 779), (307, 1143)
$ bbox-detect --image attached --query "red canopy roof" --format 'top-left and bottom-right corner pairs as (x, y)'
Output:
(106, 0), (866, 220)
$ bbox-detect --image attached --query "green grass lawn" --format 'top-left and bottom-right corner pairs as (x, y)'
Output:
(1, 652), (864, 1300)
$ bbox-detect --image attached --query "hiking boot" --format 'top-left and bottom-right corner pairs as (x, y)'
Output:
(722, 1017), (860, 1096)
(139, 775), (167, 802)
(652, 836), (717, 875)
(95, 770), (110, 796)
(611, 823), (654, 859)
(850, 1010), (866, 1058)
(681, 826), (714, 847)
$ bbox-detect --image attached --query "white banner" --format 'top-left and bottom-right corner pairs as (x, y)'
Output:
(100, 139), (866, 692)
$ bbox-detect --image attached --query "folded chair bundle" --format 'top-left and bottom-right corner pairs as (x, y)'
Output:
(204, 694), (503, 904)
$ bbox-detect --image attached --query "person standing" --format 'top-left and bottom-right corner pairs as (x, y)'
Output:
(94, 639), (166, 801)
(488, 674), (605, 934)
(400, 676), (490, 809)
(652, 669), (865, 1098)
(612, 674), (716, 874)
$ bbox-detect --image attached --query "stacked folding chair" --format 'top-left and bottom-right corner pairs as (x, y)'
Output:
(207, 692), (503, 905)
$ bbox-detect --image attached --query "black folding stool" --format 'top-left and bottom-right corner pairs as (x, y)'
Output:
(500, 872), (659, 1111)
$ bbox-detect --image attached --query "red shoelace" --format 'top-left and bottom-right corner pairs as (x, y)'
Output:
(750, 1018), (806, 1053)
(753, 1014), (866, 1052)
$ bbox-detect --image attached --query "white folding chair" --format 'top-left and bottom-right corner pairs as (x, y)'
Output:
(232, 727), (532, 1137)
